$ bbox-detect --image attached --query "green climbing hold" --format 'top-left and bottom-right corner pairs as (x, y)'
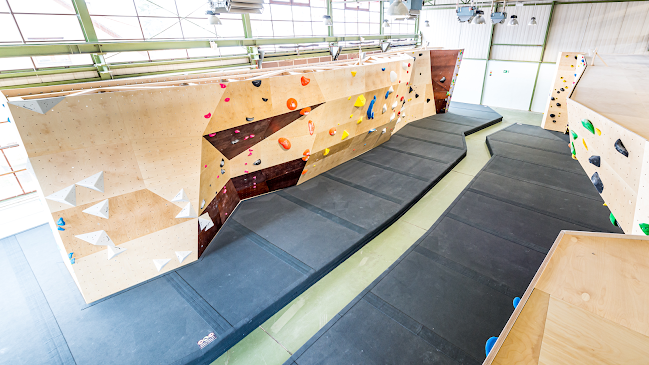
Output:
(570, 130), (578, 140)
(581, 119), (595, 134)
(610, 213), (618, 227)
(570, 142), (576, 156)
(639, 223), (649, 235)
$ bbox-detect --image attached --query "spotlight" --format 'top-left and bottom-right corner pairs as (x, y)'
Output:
(473, 10), (485, 24)
(456, 6), (477, 22)
(387, 0), (409, 17)
(528, 16), (537, 25)
(323, 15), (333, 26)
(508, 14), (519, 26)
(425, 20), (430, 27)
(207, 12), (222, 25)
(383, 19), (390, 28)
(490, 11), (507, 24)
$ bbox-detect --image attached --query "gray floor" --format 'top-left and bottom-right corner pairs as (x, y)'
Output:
(284, 121), (622, 365)
(0, 103), (501, 365)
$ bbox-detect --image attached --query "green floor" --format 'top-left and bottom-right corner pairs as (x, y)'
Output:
(211, 107), (543, 365)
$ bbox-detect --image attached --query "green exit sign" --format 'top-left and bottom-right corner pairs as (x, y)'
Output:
(503, 70), (509, 73)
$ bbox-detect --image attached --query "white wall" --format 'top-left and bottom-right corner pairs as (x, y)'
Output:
(451, 59), (486, 105)
(481, 61), (539, 110)
(530, 62), (558, 113)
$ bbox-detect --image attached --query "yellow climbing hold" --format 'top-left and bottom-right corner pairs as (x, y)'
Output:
(357, 117), (363, 124)
(341, 130), (349, 140)
(324, 148), (330, 156)
(351, 71), (357, 77)
(354, 95), (366, 107)
(603, 203), (608, 206)
(350, 114), (353, 118)
(582, 139), (588, 150)
(572, 155), (578, 160)
(596, 128), (601, 136)
(348, 96), (351, 100)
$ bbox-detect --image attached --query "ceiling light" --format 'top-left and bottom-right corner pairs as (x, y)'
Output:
(387, 0), (409, 17)
(207, 12), (222, 25)
(508, 14), (519, 26)
(491, 11), (507, 24)
(528, 16), (537, 25)
(473, 10), (485, 24)
(323, 15), (333, 26)
(383, 19), (390, 28)
(456, 6), (477, 22)
(425, 20), (430, 27)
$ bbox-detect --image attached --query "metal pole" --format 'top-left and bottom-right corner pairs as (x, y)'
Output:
(71, 0), (111, 80)
(479, 3), (496, 105)
(380, 1), (385, 35)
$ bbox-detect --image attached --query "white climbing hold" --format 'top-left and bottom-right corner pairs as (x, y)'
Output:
(176, 202), (197, 218)
(401, 62), (408, 70)
(388, 86), (394, 93)
(390, 112), (395, 121)
(8, 96), (65, 115)
(200, 199), (205, 209)
(75, 230), (114, 247)
(381, 128), (387, 134)
(390, 71), (397, 83)
(198, 212), (214, 231)
(46, 184), (76, 207)
(76, 171), (104, 193)
(392, 101), (398, 110)
(171, 188), (189, 202)
(106, 245), (126, 260)
(153, 259), (171, 272)
(176, 251), (192, 264)
(82, 199), (109, 219)
(382, 104), (387, 114)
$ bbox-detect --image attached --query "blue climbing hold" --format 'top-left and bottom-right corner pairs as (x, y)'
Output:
(58, 226), (65, 231)
(382, 68), (385, 71)
(366, 96), (376, 120)
(368, 128), (376, 133)
(68, 252), (74, 259)
(70, 258), (75, 264)
(485, 337), (498, 356)
(6, 117), (10, 123)
(57, 217), (65, 226)
(513, 297), (521, 308)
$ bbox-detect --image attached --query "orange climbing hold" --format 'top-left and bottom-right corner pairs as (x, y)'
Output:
(301, 76), (310, 86)
(329, 128), (336, 136)
(278, 137), (291, 150)
(287, 98), (297, 110)
(300, 107), (311, 116)
(302, 149), (310, 161)
(308, 120), (315, 135)
(302, 169), (308, 175)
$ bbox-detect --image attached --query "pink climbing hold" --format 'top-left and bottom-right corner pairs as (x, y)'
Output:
(253, 176), (256, 179)
(204, 113), (212, 118)
(245, 163), (248, 165)
(205, 165), (207, 168)
(217, 176), (220, 178)
(235, 130), (240, 133)
(220, 84), (226, 88)
(244, 170), (248, 173)
(248, 153), (252, 156)
(209, 133), (216, 137)
(244, 136), (249, 140)
(225, 98), (230, 102)
(249, 149), (253, 151)
(250, 134), (255, 138)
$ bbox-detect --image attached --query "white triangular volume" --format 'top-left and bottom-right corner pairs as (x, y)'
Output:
(388, 86), (394, 93)
(77, 171), (104, 193)
(8, 96), (65, 114)
(176, 202), (197, 219)
(176, 251), (192, 264)
(82, 199), (109, 219)
(396, 117), (402, 124)
(75, 230), (115, 247)
(198, 213), (214, 231)
(390, 113), (395, 121)
(153, 259), (171, 272)
(390, 71), (398, 83)
(171, 188), (189, 202)
(46, 185), (76, 207)
(382, 104), (387, 114)
(106, 245), (126, 260)
(391, 101), (398, 110)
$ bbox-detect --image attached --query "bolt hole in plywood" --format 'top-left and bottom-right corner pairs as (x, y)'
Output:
(3, 48), (463, 303)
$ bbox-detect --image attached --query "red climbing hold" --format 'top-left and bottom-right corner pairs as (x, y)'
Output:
(400, 97), (404, 101)
(308, 120), (315, 135)
(301, 76), (310, 86)
(225, 98), (230, 102)
(220, 83), (226, 88)
(329, 128), (336, 136)
(287, 98), (297, 110)
(204, 113), (211, 119)
(300, 107), (311, 116)
(408, 63), (411, 67)
(278, 137), (291, 150)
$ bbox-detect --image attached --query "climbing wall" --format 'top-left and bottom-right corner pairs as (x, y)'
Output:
(4, 49), (458, 303)
(429, 49), (464, 114)
(541, 52), (587, 132)
(567, 99), (649, 236)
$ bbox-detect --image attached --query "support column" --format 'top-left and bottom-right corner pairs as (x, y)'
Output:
(241, 14), (257, 67)
(479, 4), (497, 105)
(71, 0), (111, 80)
(528, 0), (556, 111)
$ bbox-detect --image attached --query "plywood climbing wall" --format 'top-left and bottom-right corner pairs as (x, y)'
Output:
(429, 49), (464, 114)
(541, 52), (587, 132)
(4, 48), (459, 303)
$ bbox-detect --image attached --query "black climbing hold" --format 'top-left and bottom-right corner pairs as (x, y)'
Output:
(575, 56), (578, 59)
(591, 172), (604, 193)
(560, 88), (565, 91)
(231, 139), (239, 144)
(221, 169), (226, 175)
(409, 86), (413, 93)
(551, 97), (555, 100)
(589, 155), (600, 167)
(614, 139), (628, 157)
(557, 91), (561, 94)
(419, 53), (423, 56)
(550, 114), (555, 118)
(262, 98), (268, 102)
(552, 120), (557, 123)
(252, 80), (261, 87)
(246, 117), (254, 122)
(220, 159), (225, 167)
(253, 159), (261, 166)
(426, 99), (431, 103)
(415, 94), (419, 98)
(556, 103), (561, 107)
(440, 76), (446, 83)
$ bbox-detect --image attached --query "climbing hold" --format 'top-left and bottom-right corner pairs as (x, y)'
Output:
(221, 169), (226, 175)
(341, 130), (349, 140)
(390, 71), (397, 83)
(308, 120), (315, 135)
(385, 86), (394, 99)
(300, 107), (311, 116)
(614, 139), (628, 157)
(415, 94), (419, 98)
(591, 172), (604, 193)
(513, 297), (521, 308)
(582, 138), (588, 150)
(440, 76), (446, 83)
(287, 98), (297, 110)
(235, 130), (240, 133)
(560, 88), (565, 91)
(278, 137), (291, 150)
(367, 96), (376, 119)
(485, 337), (498, 356)
(390, 112), (395, 121)
(610, 213), (618, 227)
(204, 113), (211, 119)
(382, 104), (387, 114)
(220, 159), (225, 167)
(357, 117), (363, 124)
(639, 223), (649, 235)
(556, 103), (561, 107)
(401, 62), (408, 70)
(253, 159), (261, 166)
(400, 96), (404, 102)
(570, 142), (576, 156)
(381, 128), (386, 134)
(57, 217), (66, 226)
(302, 150), (310, 161)
(427, 98), (431, 103)
(301, 76), (310, 86)
(46, 185), (76, 207)
(351, 71), (357, 77)
(246, 117), (254, 122)
(209, 133), (216, 137)
(392, 101), (398, 110)
(201, 199), (205, 209)
(262, 98), (268, 102)
(552, 120), (557, 123)
(570, 130), (578, 140)
(588, 155), (600, 167)
(220, 83), (226, 88)
(58, 226), (65, 231)
(409, 86), (413, 93)
(354, 95), (366, 107)
(348, 96), (351, 100)
(324, 148), (330, 156)
(329, 128), (336, 136)
(302, 170), (308, 175)
(252, 80), (261, 87)
(368, 129), (376, 133)
(550, 97), (555, 100)
(382, 68), (385, 71)
(83, 199), (110, 219)
(595, 128), (601, 136)
(550, 114), (556, 118)
(581, 119), (595, 134)
(350, 114), (353, 118)
(224, 98), (230, 102)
